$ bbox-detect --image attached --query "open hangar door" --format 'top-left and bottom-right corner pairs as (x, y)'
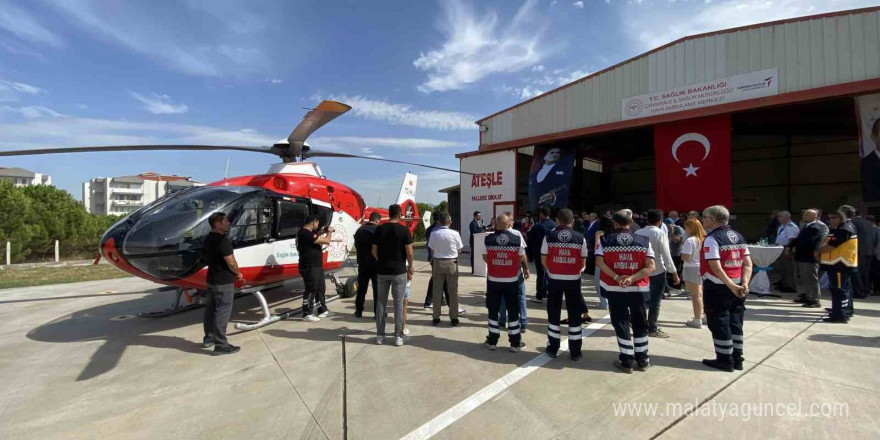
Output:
(513, 96), (864, 240)
(729, 97), (861, 239)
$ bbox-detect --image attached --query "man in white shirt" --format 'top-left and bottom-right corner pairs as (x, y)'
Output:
(635, 209), (679, 338)
(773, 211), (800, 293)
(428, 212), (464, 326)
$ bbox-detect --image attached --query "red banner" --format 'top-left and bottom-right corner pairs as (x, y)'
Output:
(654, 114), (732, 212)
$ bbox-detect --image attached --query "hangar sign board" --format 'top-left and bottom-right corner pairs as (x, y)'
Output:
(622, 68), (778, 120)
(459, 150), (516, 249)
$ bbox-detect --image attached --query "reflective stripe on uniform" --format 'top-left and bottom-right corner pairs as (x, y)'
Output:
(488, 275), (519, 283)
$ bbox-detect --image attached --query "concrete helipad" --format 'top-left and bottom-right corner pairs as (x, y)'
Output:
(1, 253), (879, 440)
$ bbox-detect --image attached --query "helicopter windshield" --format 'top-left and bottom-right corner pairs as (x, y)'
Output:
(123, 186), (260, 257)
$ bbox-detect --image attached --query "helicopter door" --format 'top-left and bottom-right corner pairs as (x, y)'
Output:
(273, 199), (309, 272)
(225, 195), (278, 283)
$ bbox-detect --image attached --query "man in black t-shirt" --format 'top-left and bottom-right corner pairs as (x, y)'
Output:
(371, 204), (414, 346)
(353, 212), (381, 318)
(298, 215), (335, 322)
(202, 212), (243, 355)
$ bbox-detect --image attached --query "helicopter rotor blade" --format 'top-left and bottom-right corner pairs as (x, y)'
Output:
(0, 144), (278, 157)
(304, 149), (474, 175)
(287, 100), (352, 158)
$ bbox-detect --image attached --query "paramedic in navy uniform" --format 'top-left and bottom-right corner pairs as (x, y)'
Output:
(596, 210), (656, 373)
(540, 209), (589, 361)
(700, 205), (753, 372)
(481, 214), (529, 352)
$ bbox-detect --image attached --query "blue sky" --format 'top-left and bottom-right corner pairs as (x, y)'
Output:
(0, 0), (875, 205)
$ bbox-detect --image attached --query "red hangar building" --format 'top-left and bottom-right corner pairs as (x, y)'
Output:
(456, 7), (880, 247)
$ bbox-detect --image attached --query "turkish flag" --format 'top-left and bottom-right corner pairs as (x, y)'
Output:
(654, 114), (732, 212)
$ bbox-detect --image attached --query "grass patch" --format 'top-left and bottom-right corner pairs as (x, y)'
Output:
(0, 264), (134, 290)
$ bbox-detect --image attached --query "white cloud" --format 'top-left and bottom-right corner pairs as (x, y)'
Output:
(0, 114), (276, 150)
(0, 105), (65, 119)
(626, 0), (880, 51)
(319, 94), (477, 130)
(573, 1), (585, 8)
(501, 84), (545, 100)
(0, 78), (44, 102)
(0, 0), (63, 51)
(531, 68), (591, 88)
(76, 103), (88, 110)
(50, 1), (269, 77)
(501, 66), (591, 100)
(413, 0), (545, 92)
(532, 64), (545, 72)
(270, 78), (282, 84)
(130, 92), (189, 115)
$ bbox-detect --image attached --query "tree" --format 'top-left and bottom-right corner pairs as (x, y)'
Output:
(0, 181), (35, 262)
(0, 182), (122, 262)
(435, 200), (448, 213)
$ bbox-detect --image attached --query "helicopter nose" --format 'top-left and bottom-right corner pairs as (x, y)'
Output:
(100, 220), (134, 270)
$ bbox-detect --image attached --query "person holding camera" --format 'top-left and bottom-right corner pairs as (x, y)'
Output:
(298, 215), (335, 322)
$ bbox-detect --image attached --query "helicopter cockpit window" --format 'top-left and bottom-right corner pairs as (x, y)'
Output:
(122, 186), (260, 281)
(228, 197), (273, 245)
(277, 200), (309, 239)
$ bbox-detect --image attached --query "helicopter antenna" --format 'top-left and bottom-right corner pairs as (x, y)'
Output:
(224, 157), (230, 179)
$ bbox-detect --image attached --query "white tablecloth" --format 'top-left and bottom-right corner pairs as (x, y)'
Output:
(748, 245), (784, 294)
(472, 232), (490, 277)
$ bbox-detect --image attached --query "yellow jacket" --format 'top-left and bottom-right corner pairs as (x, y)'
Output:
(820, 222), (858, 268)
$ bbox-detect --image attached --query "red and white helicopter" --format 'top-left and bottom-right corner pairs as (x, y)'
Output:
(0, 100), (461, 330)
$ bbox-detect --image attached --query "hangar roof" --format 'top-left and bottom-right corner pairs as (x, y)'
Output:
(468, 6), (880, 158)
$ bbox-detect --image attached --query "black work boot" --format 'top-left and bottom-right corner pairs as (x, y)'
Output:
(702, 358), (734, 372)
(614, 360), (634, 374)
(636, 359), (651, 371)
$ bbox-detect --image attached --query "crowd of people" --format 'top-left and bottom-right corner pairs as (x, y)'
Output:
(339, 203), (756, 373)
(763, 205), (876, 322)
(197, 200), (869, 373)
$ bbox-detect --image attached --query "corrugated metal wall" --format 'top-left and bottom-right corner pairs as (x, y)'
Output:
(481, 9), (880, 146)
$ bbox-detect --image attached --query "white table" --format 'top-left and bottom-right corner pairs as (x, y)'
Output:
(748, 245), (784, 295)
(471, 232), (490, 277)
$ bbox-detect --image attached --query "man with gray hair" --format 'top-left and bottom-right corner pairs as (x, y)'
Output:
(428, 211), (464, 326)
(792, 209), (828, 308)
(772, 211), (799, 294)
(700, 205), (752, 372)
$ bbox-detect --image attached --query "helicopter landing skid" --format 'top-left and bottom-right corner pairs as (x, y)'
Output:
(139, 288), (206, 318)
(234, 290), (342, 331)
